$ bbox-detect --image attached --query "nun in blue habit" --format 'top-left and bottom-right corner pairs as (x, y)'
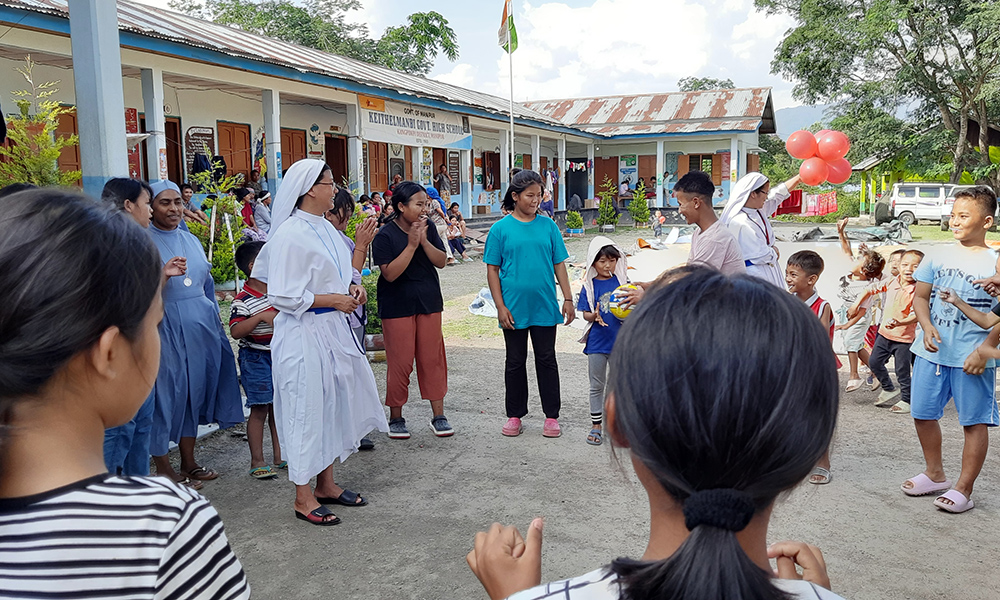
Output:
(147, 179), (243, 487)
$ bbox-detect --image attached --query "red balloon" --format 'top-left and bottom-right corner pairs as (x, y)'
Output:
(785, 130), (818, 160)
(817, 130), (850, 161)
(826, 158), (852, 185)
(814, 129), (832, 142)
(799, 157), (829, 186)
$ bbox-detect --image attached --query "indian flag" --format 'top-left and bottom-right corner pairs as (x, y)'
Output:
(498, 0), (518, 53)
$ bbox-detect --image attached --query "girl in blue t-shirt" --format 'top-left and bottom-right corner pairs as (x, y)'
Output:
(484, 170), (575, 439)
(576, 236), (629, 445)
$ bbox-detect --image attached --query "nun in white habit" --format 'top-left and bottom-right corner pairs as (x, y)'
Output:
(252, 159), (389, 526)
(719, 172), (801, 288)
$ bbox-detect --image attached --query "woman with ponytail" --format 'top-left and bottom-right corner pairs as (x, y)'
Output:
(467, 266), (844, 600)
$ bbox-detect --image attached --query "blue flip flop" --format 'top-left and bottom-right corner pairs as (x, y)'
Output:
(586, 428), (603, 446)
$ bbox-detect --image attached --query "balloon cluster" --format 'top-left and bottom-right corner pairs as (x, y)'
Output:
(785, 130), (852, 186)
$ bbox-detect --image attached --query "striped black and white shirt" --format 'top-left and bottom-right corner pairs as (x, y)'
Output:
(0, 474), (250, 600)
(506, 568), (846, 599)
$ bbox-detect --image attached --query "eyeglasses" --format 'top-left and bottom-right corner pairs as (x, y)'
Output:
(315, 181), (336, 188)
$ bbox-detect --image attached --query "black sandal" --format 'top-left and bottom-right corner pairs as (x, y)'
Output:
(316, 489), (368, 507)
(294, 506), (341, 526)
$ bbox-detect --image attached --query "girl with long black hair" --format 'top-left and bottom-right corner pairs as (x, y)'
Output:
(467, 266), (843, 600)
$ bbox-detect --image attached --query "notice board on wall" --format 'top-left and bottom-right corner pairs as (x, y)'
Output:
(447, 151), (460, 195)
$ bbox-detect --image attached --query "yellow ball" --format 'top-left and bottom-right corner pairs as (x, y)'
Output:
(609, 284), (638, 320)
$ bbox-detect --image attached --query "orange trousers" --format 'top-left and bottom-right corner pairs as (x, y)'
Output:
(382, 312), (448, 407)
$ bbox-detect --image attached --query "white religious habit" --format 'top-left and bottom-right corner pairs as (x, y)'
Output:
(720, 172), (791, 289)
(252, 159), (388, 486)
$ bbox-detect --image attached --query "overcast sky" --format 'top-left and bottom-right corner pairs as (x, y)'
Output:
(133, 0), (801, 109)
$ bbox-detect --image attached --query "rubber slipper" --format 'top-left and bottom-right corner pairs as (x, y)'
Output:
(316, 489), (368, 507)
(809, 466), (832, 485)
(901, 473), (952, 496)
(273, 461), (288, 470)
(175, 476), (203, 491)
(889, 401), (911, 414)
(934, 489), (975, 513)
(845, 379), (864, 392)
(586, 428), (603, 446)
(184, 466), (219, 481)
(249, 466), (277, 480)
(294, 506), (341, 526)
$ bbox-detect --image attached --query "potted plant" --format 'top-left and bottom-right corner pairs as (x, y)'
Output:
(187, 152), (246, 290)
(0, 56), (81, 187)
(596, 176), (619, 233)
(629, 180), (650, 227)
(362, 272), (386, 361)
(566, 210), (584, 236)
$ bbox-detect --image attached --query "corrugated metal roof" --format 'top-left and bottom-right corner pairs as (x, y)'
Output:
(0, 0), (570, 130)
(523, 88), (776, 136)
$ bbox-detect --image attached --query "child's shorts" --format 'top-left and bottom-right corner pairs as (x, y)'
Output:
(911, 356), (998, 426)
(842, 318), (869, 352)
(238, 346), (273, 408)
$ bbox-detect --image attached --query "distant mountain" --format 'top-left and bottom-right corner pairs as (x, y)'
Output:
(774, 105), (831, 139)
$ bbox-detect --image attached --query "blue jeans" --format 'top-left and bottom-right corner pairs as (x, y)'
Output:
(103, 391), (155, 476)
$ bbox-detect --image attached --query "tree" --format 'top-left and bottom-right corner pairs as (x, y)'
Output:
(0, 56), (80, 187)
(628, 179), (650, 226)
(678, 77), (735, 92)
(169, 0), (458, 75)
(596, 176), (619, 227)
(755, 0), (1000, 187)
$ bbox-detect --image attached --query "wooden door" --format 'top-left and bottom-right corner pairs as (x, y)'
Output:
(165, 117), (183, 184)
(217, 121), (252, 179)
(523, 154), (532, 171)
(56, 110), (81, 186)
(405, 146), (413, 181)
(594, 156), (618, 196)
(482, 151), (500, 191)
(711, 154), (723, 185)
(676, 155), (690, 178)
(747, 154), (759, 173)
(280, 128), (307, 175)
(325, 134), (348, 187)
(638, 155), (656, 190)
(368, 141), (388, 192)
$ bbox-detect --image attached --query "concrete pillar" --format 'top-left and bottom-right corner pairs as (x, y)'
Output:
(557, 137), (567, 210)
(730, 136), (740, 182)
(531, 134), (540, 172)
(68, 0), (128, 196)
(460, 149), (472, 217)
(262, 89), (281, 193)
(346, 103), (364, 194)
(587, 142), (595, 200)
(500, 133), (510, 205)
(414, 146), (428, 185)
(655, 139), (665, 208)
(140, 68), (168, 183)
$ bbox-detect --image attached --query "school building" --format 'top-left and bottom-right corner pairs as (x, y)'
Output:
(0, 0), (777, 216)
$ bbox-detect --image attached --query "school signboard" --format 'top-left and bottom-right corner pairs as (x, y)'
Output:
(359, 95), (472, 150)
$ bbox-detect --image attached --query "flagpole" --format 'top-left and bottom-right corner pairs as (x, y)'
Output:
(508, 45), (515, 175)
(507, 0), (515, 175)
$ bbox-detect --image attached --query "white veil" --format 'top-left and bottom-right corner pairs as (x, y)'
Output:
(719, 172), (769, 226)
(269, 159), (328, 233)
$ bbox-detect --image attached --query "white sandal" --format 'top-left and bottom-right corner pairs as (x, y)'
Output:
(845, 378), (863, 392)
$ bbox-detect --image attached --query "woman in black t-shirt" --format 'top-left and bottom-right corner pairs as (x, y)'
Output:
(371, 182), (454, 441)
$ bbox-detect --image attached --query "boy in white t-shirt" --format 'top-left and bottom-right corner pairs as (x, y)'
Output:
(902, 186), (1000, 514)
(675, 170), (745, 276)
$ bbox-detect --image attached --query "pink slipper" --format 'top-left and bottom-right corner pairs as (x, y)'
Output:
(543, 418), (561, 438)
(934, 489), (974, 513)
(502, 417), (522, 437)
(901, 473), (952, 497)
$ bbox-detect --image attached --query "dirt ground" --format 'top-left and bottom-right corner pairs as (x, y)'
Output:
(185, 225), (1000, 600)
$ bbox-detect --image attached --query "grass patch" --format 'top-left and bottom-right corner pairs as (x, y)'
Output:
(441, 313), (502, 340)
(908, 225), (1000, 242)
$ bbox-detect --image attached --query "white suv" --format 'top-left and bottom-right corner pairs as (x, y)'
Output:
(890, 183), (947, 226)
(940, 185), (996, 231)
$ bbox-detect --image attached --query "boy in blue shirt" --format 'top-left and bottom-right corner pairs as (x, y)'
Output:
(903, 186), (1000, 513)
(576, 237), (629, 446)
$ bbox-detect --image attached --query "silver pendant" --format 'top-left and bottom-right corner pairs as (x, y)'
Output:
(183, 277), (193, 287)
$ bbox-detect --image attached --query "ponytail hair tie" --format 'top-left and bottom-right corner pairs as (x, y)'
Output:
(683, 489), (756, 532)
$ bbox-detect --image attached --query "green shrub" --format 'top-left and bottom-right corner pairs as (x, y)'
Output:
(566, 210), (584, 229)
(596, 176), (619, 226)
(363, 271), (381, 334)
(628, 180), (650, 226)
(345, 204), (364, 241)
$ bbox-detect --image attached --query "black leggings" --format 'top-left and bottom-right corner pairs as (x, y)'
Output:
(870, 333), (912, 404)
(502, 326), (560, 419)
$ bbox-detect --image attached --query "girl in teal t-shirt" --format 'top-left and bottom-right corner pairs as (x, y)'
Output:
(484, 170), (575, 439)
